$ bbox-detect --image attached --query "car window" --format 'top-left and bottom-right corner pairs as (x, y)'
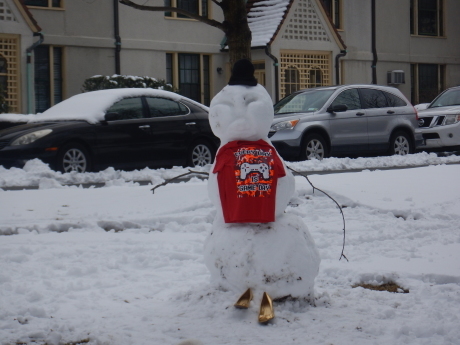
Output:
(331, 89), (361, 110)
(384, 92), (407, 107)
(145, 97), (189, 117)
(274, 89), (335, 114)
(106, 97), (145, 120)
(359, 89), (388, 109)
(430, 89), (460, 108)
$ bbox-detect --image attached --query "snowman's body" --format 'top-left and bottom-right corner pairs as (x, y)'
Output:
(204, 84), (320, 301)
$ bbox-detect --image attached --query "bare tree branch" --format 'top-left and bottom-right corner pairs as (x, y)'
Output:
(119, 0), (225, 32)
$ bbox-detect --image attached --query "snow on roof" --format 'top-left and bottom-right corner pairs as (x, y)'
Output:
(22, 88), (207, 124)
(248, 0), (292, 47)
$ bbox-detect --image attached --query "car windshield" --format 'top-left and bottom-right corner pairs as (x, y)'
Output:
(274, 89), (336, 115)
(430, 89), (460, 108)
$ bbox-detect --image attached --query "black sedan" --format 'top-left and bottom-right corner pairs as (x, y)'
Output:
(0, 89), (219, 172)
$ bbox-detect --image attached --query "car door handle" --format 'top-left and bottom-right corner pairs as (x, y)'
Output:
(186, 122), (197, 126)
(138, 125), (150, 129)
(356, 112), (365, 116)
(387, 110), (395, 114)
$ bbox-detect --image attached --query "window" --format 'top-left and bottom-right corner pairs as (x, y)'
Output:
(321, 0), (342, 29)
(309, 68), (323, 88)
(359, 89), (387, 109)
(24, 0), (62, 8)
(410, 0), (444, 36)
(284, 67), (300, 95)
(331, 89), (361, 110)
(280, 52), (331, 98)
(253, 61), (266, 86)
(145, 97), (188, 117)
(411, 63), (445, 104)
(164, 0), (208, 19)
(166, 52), (211, 105)
(106, 98), (145, 120)
(384, 92), (407, 107)
(34, 45), (63, 113)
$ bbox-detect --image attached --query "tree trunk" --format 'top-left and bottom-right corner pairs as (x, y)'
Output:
(222, 0), (252, 66)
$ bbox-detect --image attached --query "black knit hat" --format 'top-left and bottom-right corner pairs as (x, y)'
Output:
(228, 59), (258, 86)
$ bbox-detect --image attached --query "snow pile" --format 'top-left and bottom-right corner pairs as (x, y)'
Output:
(0, 159), (209, 188)
(0, 88), (209, 125)
(1, 152), (459, 188)
(29, 89), (186, 124)
(0, 164), (459, 344)
(0, 113), (36, 122)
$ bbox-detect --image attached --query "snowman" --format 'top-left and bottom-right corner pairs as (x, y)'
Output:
(204, 59), (320, 323)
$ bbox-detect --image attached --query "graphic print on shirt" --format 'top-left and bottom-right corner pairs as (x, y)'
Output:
(234, 145), (275, 198)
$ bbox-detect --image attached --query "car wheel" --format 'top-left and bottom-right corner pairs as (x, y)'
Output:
(188, 141), (214, 167)
(58, 143), (91, 173)
(301, 133), (328, 160)
(389, 131), (413, 156)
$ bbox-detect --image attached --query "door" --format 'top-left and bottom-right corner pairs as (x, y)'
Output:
(95, 97), (156, 170)
(328, 88), (368, 153)
(359, 88), (396, 151)
(144, 97), (200, 166)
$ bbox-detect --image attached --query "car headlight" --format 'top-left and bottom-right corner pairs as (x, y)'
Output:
(270, 119), (300, 132)
(11, 129), (53, 146)
(444, 114), (460, 126)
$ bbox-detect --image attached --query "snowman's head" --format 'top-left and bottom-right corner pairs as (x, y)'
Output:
(209, 60), (274, 144)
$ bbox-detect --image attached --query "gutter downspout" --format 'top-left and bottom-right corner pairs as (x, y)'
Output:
(265, 45), (279, 103)
(114, 0), (121, 74)
(335, 50), (347, 85)
(371, 0), (377, 84)
(26, 32), (44, 114)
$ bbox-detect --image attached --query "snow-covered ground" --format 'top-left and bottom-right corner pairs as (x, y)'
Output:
(1, 153), (460, 345)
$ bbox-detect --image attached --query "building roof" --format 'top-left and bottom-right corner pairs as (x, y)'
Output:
(12, 0), (42, 32)
(247, 0), (293, 47)
(247, 0), (345, 50)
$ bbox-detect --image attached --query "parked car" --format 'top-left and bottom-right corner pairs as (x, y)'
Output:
(0, 89), (219, 172)
(269, 85), (423, 160)
(416, 86), (460, 151)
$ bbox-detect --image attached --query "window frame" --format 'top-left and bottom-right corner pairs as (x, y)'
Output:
(34, 45), (65, 113)
(321, 0), (342, 30)
(166, 52), (211, 106)
(164, 0), (209, 20)
(410, 63), (446, 104)
(23, 0), (64, 9)
(410, 0), (445, 37)
(279, 51), (332, 99)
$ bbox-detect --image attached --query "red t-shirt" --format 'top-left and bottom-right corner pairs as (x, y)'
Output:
(213, 140), (286, 223)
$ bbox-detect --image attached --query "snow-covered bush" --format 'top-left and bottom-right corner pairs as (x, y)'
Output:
(82, 75), (177, 93)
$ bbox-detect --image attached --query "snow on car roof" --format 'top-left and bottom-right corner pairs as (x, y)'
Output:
(27, 88), (207, 124)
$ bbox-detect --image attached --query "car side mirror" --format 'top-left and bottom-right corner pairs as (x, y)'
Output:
(327, 104), (348, 113)
(104, 112), (120, 121)
(414, 103), (429, 111)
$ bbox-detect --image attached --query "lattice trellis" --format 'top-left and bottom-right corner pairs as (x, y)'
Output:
(280, 52), (331, 98)
(0, 1), (18, 22)
(282, 0), (330, 42)
(0, 36), (20, 113)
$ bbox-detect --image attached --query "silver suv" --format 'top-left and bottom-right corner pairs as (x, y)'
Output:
(269, 85), (423, 160)
(416, 86), (460, 151)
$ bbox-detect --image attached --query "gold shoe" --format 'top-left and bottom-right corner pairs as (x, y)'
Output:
(234, 288), (253, 309)
(258, 292), (275, 323)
